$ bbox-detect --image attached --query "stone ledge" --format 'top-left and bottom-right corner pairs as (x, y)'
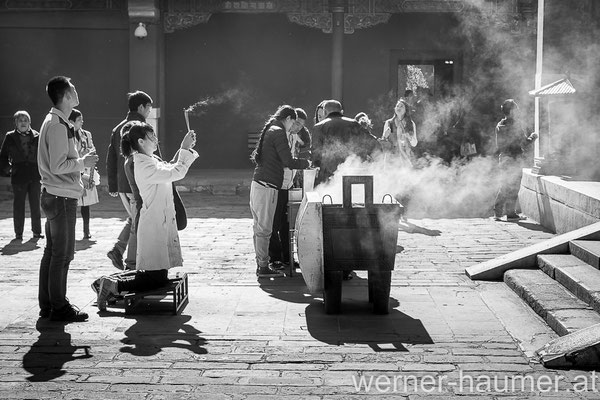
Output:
(519, 168), (600, 233)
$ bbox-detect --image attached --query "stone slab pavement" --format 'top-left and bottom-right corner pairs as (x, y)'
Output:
(0, 192), (599, 399)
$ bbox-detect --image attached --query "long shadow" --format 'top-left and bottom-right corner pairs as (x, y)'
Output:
(258, 274), (316, 304)
(399, 221), (442, 236)
(260, 273), (433, 351)
(75, 238), (96, 252)
(23, 319), (92, 382)
(110, 314), (207, 357)
(1, 237), (42, 255)
(305, 295), (434, 351)
(516, 219), (553, 233)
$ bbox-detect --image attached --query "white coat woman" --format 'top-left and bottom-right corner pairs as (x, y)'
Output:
(69, 109), (99, 239)
(96, 121), (197, 310)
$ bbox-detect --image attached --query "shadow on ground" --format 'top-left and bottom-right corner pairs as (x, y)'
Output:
(117, 314), (207, 357)
(23, 319), (92, 382)
(1, 237), (42, 255)
(399, 221), (442, 236)
(74, 238), (96, 252)
(260, 274), (433, 351)
(516, 219), (553, 232)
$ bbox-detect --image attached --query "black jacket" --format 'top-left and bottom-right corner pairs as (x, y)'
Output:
(495, 117), (531, 158)
(0, 129), (41, 184)
(106, 111), (145, 193)
(252, 121), (310, 188)
(311, 112), (367, 183)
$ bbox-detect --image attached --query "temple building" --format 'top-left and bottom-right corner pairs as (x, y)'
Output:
(0, 0), (598, 231)
(1, 0), (540, 167)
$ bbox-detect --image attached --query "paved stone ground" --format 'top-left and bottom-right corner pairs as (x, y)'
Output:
(0, 191), (599, 399)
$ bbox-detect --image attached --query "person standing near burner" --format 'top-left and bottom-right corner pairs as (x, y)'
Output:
(311, 99), (364, 185)
(250, 105), (311, 278)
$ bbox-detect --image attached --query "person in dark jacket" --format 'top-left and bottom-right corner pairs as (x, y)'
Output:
(105, 91), (152, 270)
(250, 105), (311, 278)
(355, 111), (382, 161)
(0, 110), (43, 240)
(493, 99), (537, 221)
(268, 108), (310, 271)
(311, 99), (367, 184)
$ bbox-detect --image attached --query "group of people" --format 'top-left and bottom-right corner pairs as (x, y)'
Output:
(0, 77), (537, 321)
(0, 76), (198, 322)
(249, 98), (417, 278)
(0, 109), (99, 241)
(248, 95), (538, 277)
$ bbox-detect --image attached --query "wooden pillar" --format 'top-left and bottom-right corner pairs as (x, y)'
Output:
(330, 1), (345, 102)
(128, 0), (165, 138)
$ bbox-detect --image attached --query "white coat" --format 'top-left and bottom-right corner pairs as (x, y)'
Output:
(134, 149), (198, 271)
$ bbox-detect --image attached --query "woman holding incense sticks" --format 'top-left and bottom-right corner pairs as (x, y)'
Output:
(95, 121), (197, 310)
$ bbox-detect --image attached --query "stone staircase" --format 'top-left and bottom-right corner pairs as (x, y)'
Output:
(504, 240), (600, 337)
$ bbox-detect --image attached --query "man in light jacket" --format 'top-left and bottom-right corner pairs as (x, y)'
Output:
(37, 76), (98, 322)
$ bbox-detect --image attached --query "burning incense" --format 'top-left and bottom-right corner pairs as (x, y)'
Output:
(183, 99), (211, 131)
(184, 109), (191, 131)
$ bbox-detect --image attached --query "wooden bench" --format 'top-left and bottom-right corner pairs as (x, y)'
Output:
(118, 273), (189, 315)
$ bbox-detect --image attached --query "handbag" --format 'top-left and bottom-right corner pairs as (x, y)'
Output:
(172, 184), (187, 230)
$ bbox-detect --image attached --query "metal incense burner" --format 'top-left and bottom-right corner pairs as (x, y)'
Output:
(295, 175), (403, 314)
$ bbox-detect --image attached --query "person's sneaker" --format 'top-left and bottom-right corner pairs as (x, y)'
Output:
(270, 261), (287, 271)
(14, 234), (23, 240)
(39, 308), (51, 318)
(33, 233), (44, 239)
(50, 303), (88, 322)
(107, 249), (124, 270)
(493, 216), (502, 221)
(97, 276), (119, 311)
(506, 213), (526, 221)
(256, 265), (285, 278)
(91, 277), (101, 294)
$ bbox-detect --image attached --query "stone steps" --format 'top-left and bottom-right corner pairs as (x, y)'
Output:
(504, 269), (600, 336)
(569, 240), (600, 269)
(504, 240), (600, 337)
(538, 254), (600, 314)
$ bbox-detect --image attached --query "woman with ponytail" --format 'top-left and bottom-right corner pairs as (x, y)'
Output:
(95, 121), (198, 310)
(250, 105), (311, 278)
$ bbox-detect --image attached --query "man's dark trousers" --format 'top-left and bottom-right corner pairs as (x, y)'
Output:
(269, 189), (290, 264)
(39, 190), (77, 312)
(12, 180), (41, 237)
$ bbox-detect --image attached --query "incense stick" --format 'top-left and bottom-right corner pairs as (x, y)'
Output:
(184, 109), (190, 132)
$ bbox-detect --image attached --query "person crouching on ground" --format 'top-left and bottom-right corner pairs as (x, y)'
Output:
(250, 105), (311, 278)
(96, 122), (198, 310)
